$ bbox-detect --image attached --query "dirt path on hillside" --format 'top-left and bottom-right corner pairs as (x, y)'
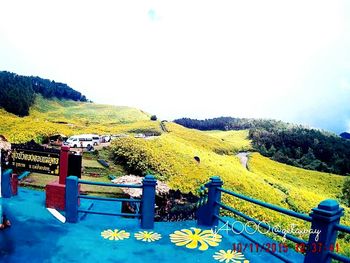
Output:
(236, 152), (250, 170)
(160, 121), (169, 132)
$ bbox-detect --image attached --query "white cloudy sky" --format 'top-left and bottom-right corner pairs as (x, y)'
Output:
(0, 0), (349, 133)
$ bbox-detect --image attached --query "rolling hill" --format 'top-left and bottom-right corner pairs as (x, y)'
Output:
(109, 123), (350, 255)
(110, 123), (348, 212)
(0, 95), (155, 143)
(0, 71), (87, 116)
(0, 81), (349, 256)
(174, 117), (350, 176)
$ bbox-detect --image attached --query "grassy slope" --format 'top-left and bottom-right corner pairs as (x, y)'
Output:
(1, 97), (348, 254)
(110, 122), (349, 254)
(0, 95), (160, 142)
(248, 153), (345, 211)
(204, 130), (253, 152)
(111, 123), (349, 210)
(30, 95), (149, 124)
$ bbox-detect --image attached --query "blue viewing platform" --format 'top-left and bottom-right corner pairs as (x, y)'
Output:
(1, 188), (304, 263)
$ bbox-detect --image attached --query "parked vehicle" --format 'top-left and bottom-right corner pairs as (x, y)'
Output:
(65, 134), (100, 148)
(110, 134), (128, 140)
(134, 133), (146, 138)
(100, 135), (111, 143)
(90, 135), (100, 146)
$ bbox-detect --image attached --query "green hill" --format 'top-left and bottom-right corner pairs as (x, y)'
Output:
(0, 71), (87, 116)
(204, 130), (252, 152)
(0, 90), (349, 256)
(0, 95), (154, 142)
(110, 122), (350, 255)
(110, 122), (348, 209)
(174, 117), (350, 176)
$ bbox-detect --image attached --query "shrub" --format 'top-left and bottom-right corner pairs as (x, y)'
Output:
(342, 178), (350, 206)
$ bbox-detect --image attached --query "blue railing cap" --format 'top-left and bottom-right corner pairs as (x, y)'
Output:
(311, 199), (344, 219)
(210, 176), (222, 181)
(210, 176), (223, 185)
(144, 174), (156, 180)
(143, 174), (157, 185)
(317, 199), (339, 211)
(3, 169), (13, 175)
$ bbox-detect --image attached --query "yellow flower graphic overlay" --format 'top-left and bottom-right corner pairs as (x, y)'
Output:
(101, 229), (130, 241)
(170, 227), (222, 251)
(213, 250), (249, 263)
(134, 231), (162, 242)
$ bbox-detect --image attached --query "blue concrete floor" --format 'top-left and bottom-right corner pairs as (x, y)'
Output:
(0, 188), (304, 263)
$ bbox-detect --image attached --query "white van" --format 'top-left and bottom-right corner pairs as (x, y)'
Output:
(65, 134), (100, 148)
(89, 134), (100, 146)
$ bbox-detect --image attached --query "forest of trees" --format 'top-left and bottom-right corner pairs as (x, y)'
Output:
(0, 71), (87, 116)
(174, 117), (350, 175)
(174, 117), (295, 131)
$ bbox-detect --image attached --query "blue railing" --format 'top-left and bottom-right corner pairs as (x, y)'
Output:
(66, 174), (157, 229)
(18, 171), (30, 181)
(197, 176), (350, 263)
(195, 185), (208, 208)
(330, 224), (350, 263)
(218, 187), (312, 222)
(1, 169), (13, 198)
(77, 180), (142, 218)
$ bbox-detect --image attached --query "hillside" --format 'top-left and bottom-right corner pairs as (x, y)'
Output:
(110, 122), (348, 208)
(0, 95), (154, 143)
(204, 130), (252, 152)
(109, 122), (350, 255)
(1, 97), (349, 255)
(0, 71), (87, 116)
(174, 117), (350, 176)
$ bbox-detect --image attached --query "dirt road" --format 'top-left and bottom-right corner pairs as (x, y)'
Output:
(236, 152), (250, 170)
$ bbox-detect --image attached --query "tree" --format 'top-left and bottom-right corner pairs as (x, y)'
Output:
(173, 116), (350, 175)
(268, 145), (276, 156)
(0, 71), (88, 116)
(299, 148), (316, 165)
(259, 145), (268, 156)
(342, 178), (350, 206)
(295, 147), (302, 159)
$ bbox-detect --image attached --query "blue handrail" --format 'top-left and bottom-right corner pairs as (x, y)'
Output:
(79, 179), (142, 188)
(216, 216), (294, 263)
(78, 195), (141, 203)
(77, 209), (140, 217)
(218, 187), (312, 222)
(1, 169), (13, 198)
(197, 176), (350, 263)
(335, 224), (350, 234)
(66, 175), (157, 229)
(18, 171), (30, 181)
(331, 224), (350, 262)
(216, 201), (307, 245)
(329, 252), (350, 263)
(76, 179), (142, 218)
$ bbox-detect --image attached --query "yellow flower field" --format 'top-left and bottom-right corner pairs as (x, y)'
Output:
(1, 96), (349, 256)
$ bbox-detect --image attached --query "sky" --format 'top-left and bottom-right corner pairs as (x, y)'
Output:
(0, 0), (349, 133)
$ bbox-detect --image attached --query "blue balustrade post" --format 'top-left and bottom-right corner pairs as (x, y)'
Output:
(197, 176), (223, 227)
(141, 174), (157, 229)
(65, 176), (79, 223)
(1, 169), (13, 198)
(304, 199), (344, 263)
